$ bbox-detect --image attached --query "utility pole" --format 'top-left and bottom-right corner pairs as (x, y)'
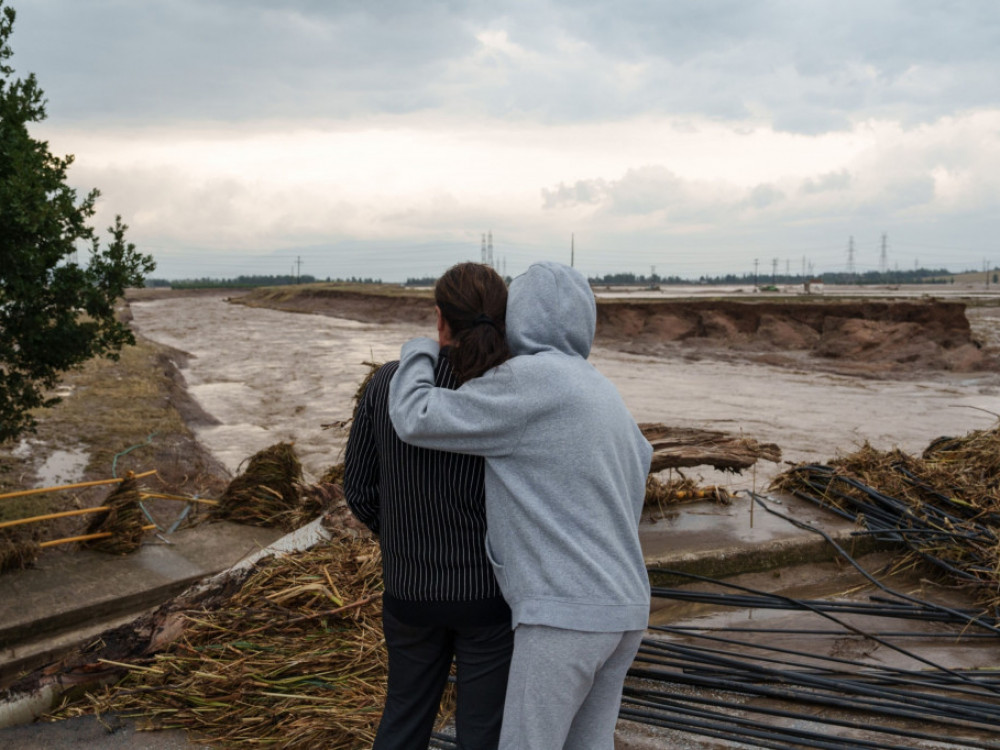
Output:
(847, 236), (856, 281)
(879, 233), (888, 276)
(481, 234), (486, 264)
(753, 258), (759, 289)
(772, 257), (778, 285)
(296, 255), (302, 283)
(487, 231), (493, 268)
(986, 259), (991, 289)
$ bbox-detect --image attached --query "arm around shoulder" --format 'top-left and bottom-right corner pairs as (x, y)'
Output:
(388, 338), (525, 457)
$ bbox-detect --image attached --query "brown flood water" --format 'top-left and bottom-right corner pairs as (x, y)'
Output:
(128, 294), (1000, 491)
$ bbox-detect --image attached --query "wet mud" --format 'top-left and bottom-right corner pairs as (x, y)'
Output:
(594, 297), (989, 375)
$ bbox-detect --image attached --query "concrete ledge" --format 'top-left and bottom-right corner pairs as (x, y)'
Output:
(646, 529), (891, 588)
(0, 522), (284, 687)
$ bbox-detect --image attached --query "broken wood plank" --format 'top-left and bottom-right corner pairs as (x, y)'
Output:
(639, 423), (781, 473)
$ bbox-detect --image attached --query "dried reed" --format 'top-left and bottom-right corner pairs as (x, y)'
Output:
(352, 361), (382, 423)
(81, 477), (146, 555)
(52, 538), (390, 749)
(320, 463), (345, 487)
(213, 442), (305, 530)
(645, 474), (731, 518)
(0, 535), (40, 573)
(770, 424), (1000, 610)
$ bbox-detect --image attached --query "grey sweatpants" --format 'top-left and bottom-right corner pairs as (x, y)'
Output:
(499, 625), (644, 750)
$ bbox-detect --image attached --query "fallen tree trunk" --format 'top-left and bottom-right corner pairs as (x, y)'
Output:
(640, 424), (781, 473)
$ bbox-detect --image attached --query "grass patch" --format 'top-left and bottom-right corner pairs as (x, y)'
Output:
(0, 333), (227, 530)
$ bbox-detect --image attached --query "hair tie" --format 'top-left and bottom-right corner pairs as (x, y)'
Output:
(472, 314), (499, 330)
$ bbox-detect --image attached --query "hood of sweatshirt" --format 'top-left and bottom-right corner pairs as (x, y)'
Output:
(506, 261), (596, 358)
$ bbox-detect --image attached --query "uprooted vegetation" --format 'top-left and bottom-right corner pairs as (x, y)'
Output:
(771, 422), (1000, 611)
(44, 538), (395, 749)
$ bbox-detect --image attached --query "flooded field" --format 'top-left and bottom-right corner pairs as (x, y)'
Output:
(128, 292), (1000, 490)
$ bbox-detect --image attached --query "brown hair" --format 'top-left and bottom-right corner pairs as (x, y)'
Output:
(435, 262), (510, 383)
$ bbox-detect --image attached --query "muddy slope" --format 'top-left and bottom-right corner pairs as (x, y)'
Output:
(232, 287), (989, 374)
(597, 298), (987, 373)
(232, 286), (436, 326)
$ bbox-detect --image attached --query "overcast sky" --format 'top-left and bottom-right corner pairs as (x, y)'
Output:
(11, 0), (1000, 281)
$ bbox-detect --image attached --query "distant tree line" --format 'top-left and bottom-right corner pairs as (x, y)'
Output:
(148, 274), (317, 289)
(589, 267), (957, 286)
(588, 272), (688, 286)
(404, 276), (438, 286)
(325, 276), (383, 284)
(147, 274), (384, 289)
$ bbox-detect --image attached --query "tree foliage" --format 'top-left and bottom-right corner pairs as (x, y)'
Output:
(0, 3), (155, 443)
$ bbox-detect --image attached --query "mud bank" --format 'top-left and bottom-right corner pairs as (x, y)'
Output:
(596, 297), (987, 374)
(233, 286), (991, 375)
(232, 285), (435, 326)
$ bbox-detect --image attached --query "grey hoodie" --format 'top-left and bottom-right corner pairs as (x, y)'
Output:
(389, 261), (652, 632)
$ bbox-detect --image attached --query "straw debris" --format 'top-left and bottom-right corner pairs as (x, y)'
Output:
(352, 361), (381, 423)
(0, 534), (40, 573)
(645, 474), (731, 517)
(51, 537), (391, 749)
(81, 477), (146, 554)
(214, 442), (307, 530)
(770, 423), (1000, 610)
(320, 463), (345, 487)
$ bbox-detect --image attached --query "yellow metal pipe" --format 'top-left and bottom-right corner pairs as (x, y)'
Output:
(0, 469), (157, 501)
(0, 506), (109, 530)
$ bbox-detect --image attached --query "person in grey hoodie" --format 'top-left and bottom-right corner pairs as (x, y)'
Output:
(389, 261), (652, 749)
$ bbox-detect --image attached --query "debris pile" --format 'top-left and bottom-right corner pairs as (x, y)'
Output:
(81, 476), (145, 555)
(213, 442), (308, 530)
(644, 473), (730, 516)
(51, 537), (389, 749)
(770, 424), (1000, 610)
(352, 361), (381, 422)
(0, 472), (159, 572)
(0, 535), (40, 574)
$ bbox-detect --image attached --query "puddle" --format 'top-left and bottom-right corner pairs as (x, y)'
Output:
(33, 447), (89, 488)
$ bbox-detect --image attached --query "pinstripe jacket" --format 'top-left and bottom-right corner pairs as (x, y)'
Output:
(344, 352), (505, 618)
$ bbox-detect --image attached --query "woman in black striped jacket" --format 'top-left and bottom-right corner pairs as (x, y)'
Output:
(344, 262), (512, 749)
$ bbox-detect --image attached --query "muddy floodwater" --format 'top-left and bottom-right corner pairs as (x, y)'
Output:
(129, 294), (1000, 490)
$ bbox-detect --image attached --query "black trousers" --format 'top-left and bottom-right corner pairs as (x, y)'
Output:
(373, 607), (514, 750)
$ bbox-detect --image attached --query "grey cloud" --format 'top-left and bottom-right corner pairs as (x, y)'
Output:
(543, 166), (784, 224)
(875, 174), (938, 214)
(604, 166), (689, 215)
(12, 0), (481, 122)
(801, 170), (852, 194)
(10, 1), (1000, 131)
(742, 184), (784, 210)
(542, 179), (608, 208)
(542, 166), (688, 215)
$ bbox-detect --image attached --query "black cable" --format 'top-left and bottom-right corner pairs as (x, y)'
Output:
(745, 491), (1000, 638)
(623, 686), (1000, 750)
